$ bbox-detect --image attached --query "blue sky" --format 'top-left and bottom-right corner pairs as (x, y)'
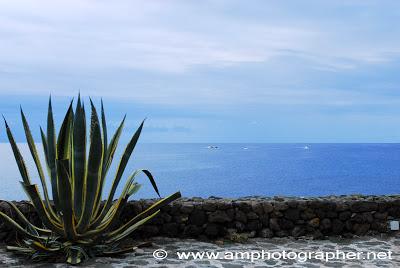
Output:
(1, 0), (400, 142)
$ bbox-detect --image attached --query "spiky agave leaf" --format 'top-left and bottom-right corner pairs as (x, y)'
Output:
(2, 116), (31, 186)
(20, 108), (56, 220)
(1, 96), (181, 265)
(3, 201), (51, 236)
(93, 115), (126, 219)
(76, 100), (103, 233)
(45, 97), (60, 211)
(91, 119), (149, 228)
(72, 95), (86, 220)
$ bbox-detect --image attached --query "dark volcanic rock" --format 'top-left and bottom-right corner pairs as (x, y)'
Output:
(320, 218), (332, 230)
(204, 223), (220, 237)
(235, 210), (247, 223)
(308, 218), (320, 228)
(237, 201), (252, 213)
(234, 221), (246, 232)
(275, 230), (289, 237)
(170, 203), (182, 215)
(292, 226), (306, 237)
(371, 221), (387, 233)
(352, 223), (370, 236)
(325, 211), (338, 218)
(284, 208), (300, 221)
(273, 202), (289, 211)
(1, 195), (398, 241)
(181, 203), (194, 214)
(339, 211), (352, 221)
(252, 202), (264, 215)
(388, 207), (400, 217)
(262, 202), (274, 213)
(247, 212), (259, 220)
(161, 212), (172, 223)
(203, 201), (217, 212)
(189, 209), (206, 226)
(312, 230), (324, 239)
(217, 201), (232, 210)
(184, 225), (202, 237)
(269, 218), (280, 231)
(162, 223), (179, 237)
(331, 219), (345, 234)
(246, 220), (262, 231)
(351, 202), (378, 213)
(279, 218), (295, 230)
(373, 212), (388, 220)
(140, 225), (159, 236)
(259, 228), (274, 238)
(259, 214), (269, 226)
(301, 209), (316, 220)
(209, 211), (232, 223)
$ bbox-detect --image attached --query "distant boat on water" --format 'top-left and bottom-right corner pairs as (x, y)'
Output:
(303, 145), (310, 150)
(1, 143), (399, 199)
(207, 145), (219, 149)
(243, 147), (248, 150)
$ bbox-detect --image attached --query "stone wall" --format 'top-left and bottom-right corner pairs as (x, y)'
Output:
(1, 195), (400, 242)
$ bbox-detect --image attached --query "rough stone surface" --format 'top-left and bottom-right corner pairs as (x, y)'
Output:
(235, 210), (247, 223)
(209, 211), (232, 223)
(291, 226), (306, 237)
(284, 208), (300, 221)
(0, 195), (399, 241)
(308, 218), (320, 228)
(1, 235), (400, 267)
(204, 223), (221, 237)
(259, 228), (274, 238)
(269, 218), (280, 231)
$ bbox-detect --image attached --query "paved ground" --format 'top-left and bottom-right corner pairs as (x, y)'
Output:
(1, 234), (400, 267)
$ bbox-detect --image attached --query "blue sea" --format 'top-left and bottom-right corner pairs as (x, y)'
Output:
(1, 143), (400, 200)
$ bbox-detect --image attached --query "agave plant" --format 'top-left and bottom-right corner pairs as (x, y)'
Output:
(0, 96), (181, 265)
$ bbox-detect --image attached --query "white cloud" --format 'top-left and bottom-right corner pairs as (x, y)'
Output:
(0, 0), (400, 110)
(1, 0), (398, 75)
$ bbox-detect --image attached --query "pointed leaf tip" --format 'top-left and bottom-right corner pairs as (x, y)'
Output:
(89, 97), (95, 107)
(20, 108), (26, 118)
(2, 115), (8, 127)
(76, 94), (82, 112)
(142, 169), (160, 197)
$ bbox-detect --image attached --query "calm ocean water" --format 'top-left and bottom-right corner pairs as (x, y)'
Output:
(1, 143), (400, 200)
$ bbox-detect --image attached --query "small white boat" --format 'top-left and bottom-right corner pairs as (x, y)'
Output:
(243, 147), (248, 150)
(304, 146), (310, 150)
(207, 145), (219, 149)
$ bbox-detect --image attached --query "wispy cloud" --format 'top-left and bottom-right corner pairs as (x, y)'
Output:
(1, 1), (400, 142)
(1, 0), (399, 76)
(0, 7), (311, 72)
